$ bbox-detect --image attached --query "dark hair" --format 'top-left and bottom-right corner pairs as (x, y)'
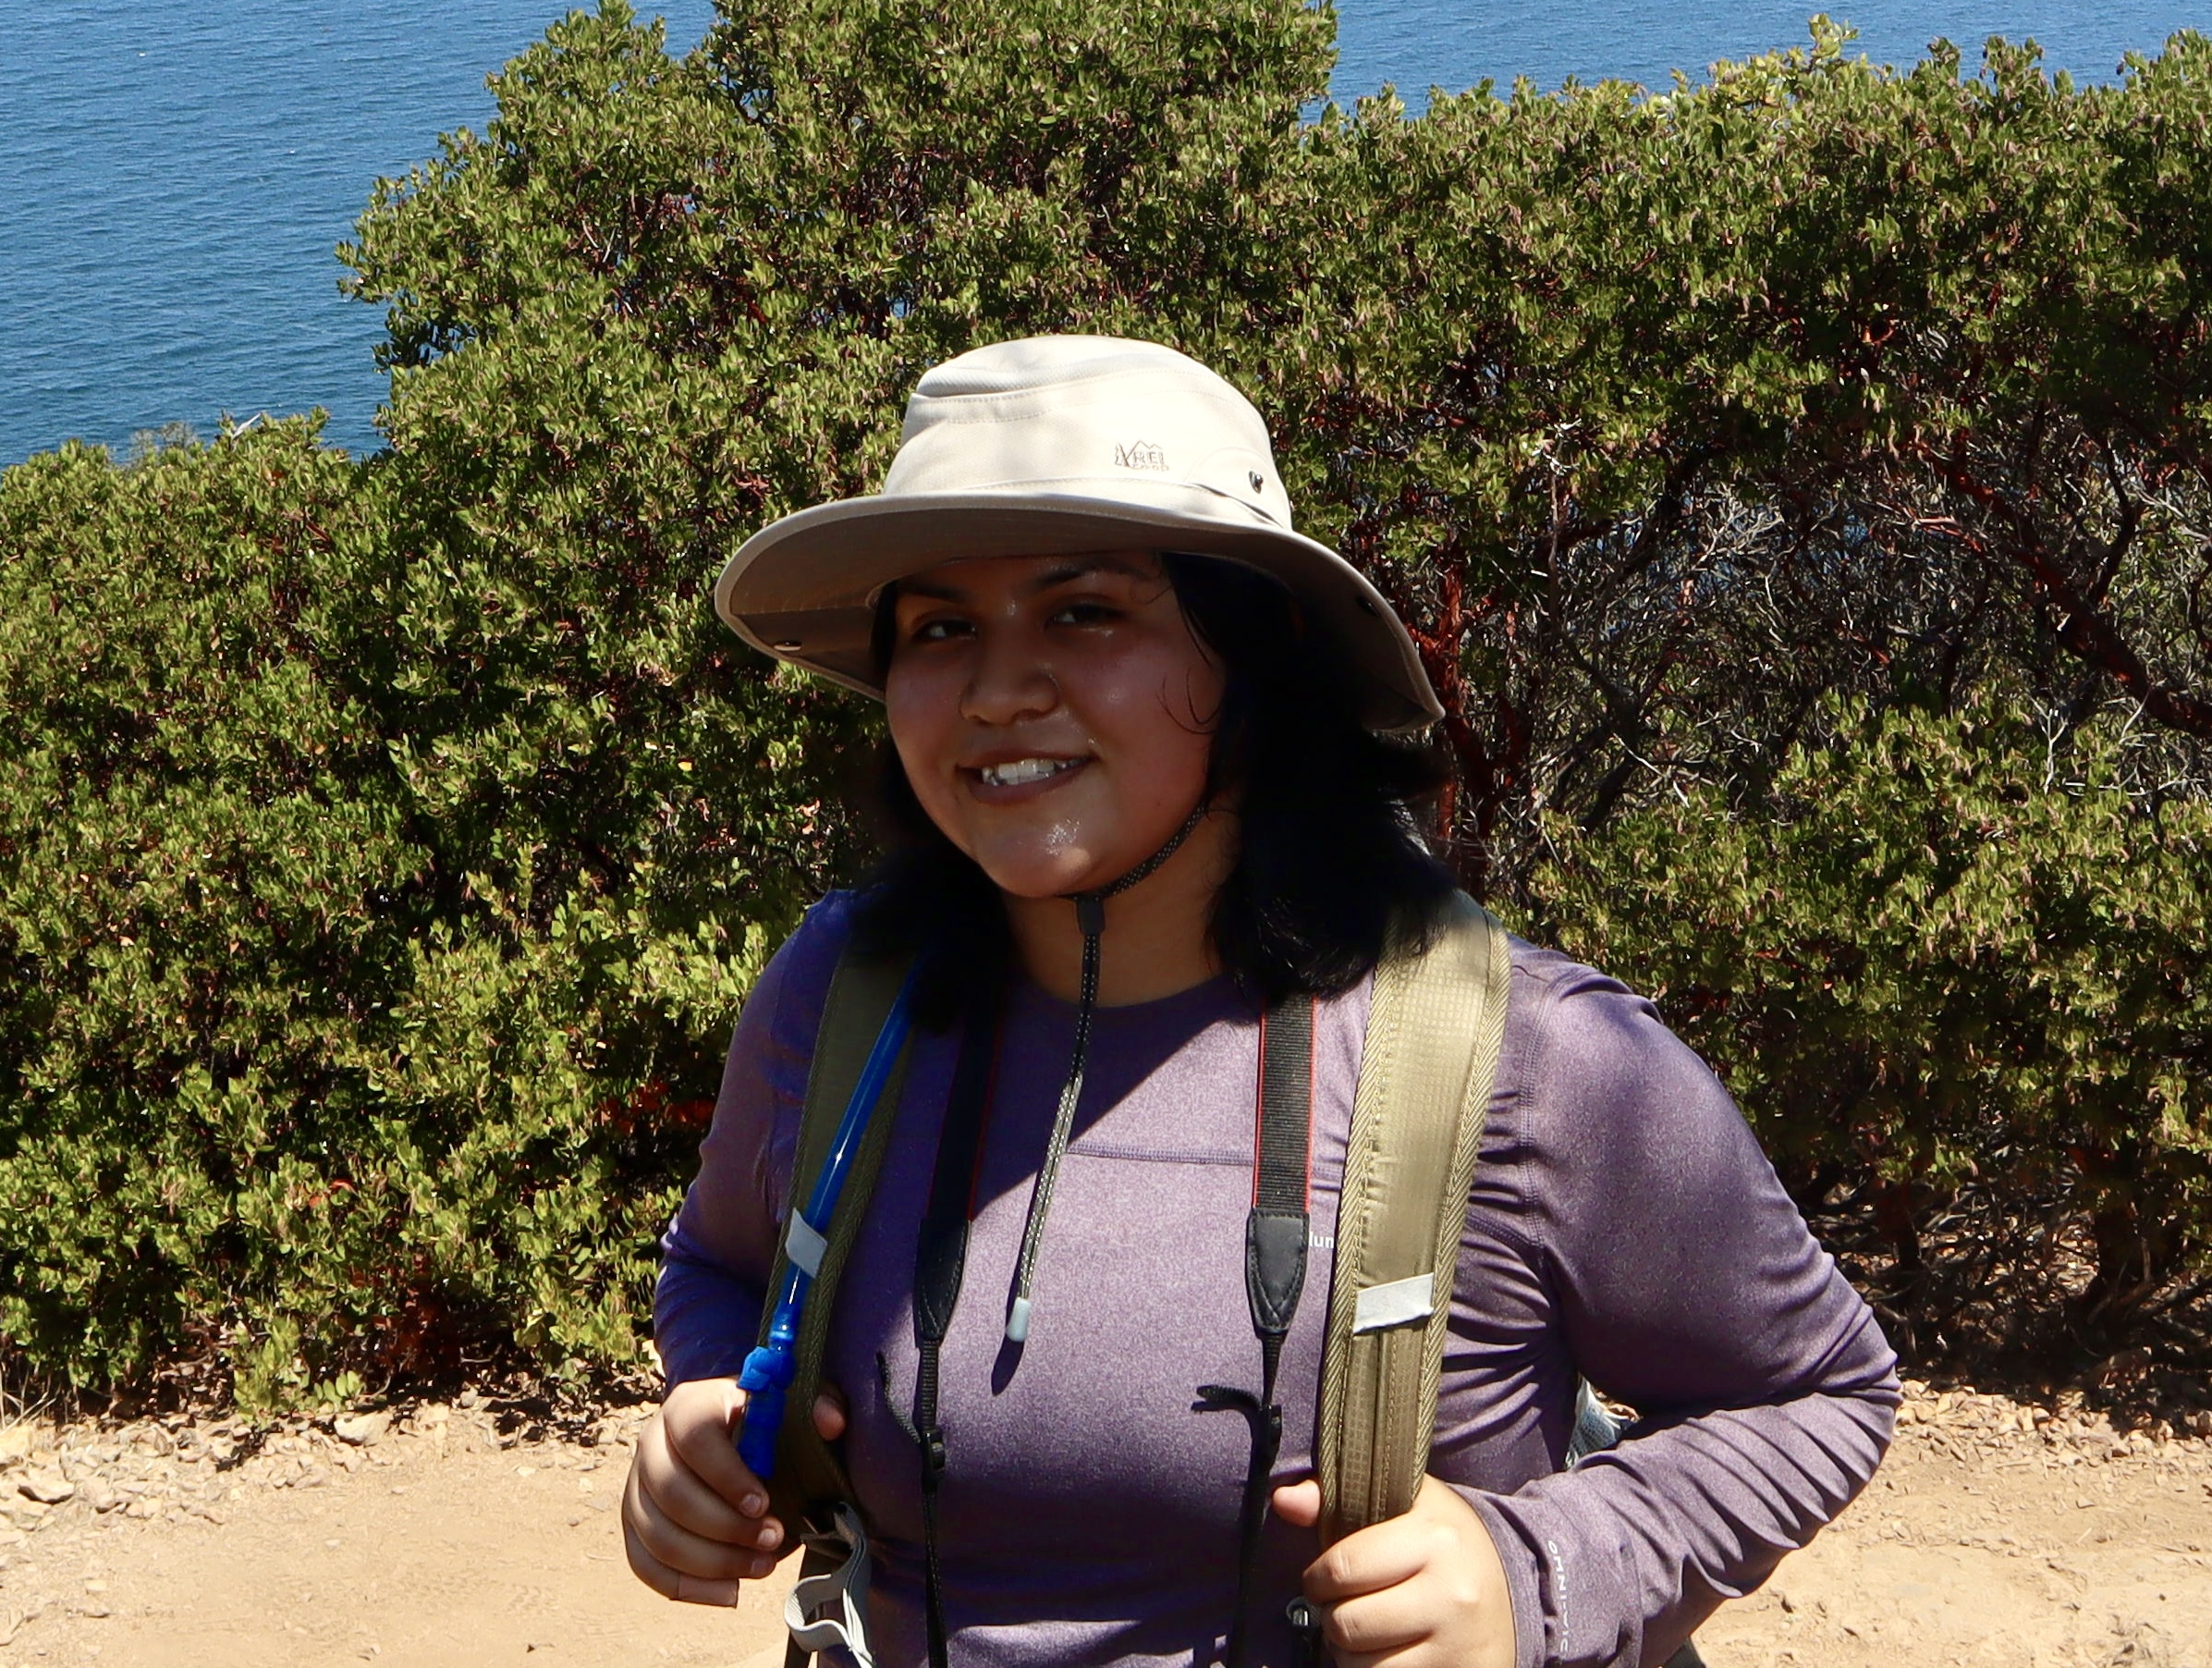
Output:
(849, 553), (1458, 1024)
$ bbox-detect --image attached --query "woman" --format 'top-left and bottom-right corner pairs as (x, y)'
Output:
(628, 336), (1898, 1668)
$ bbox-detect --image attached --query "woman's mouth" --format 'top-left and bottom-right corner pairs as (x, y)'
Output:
(979, 756), (1082, 788)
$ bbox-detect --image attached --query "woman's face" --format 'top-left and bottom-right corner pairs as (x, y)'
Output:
(883, 550), (1225, 900)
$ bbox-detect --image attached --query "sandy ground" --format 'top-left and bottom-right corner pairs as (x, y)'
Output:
(1, 1383), (2207, 1668)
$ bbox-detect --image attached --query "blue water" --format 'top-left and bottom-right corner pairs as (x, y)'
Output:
(1, 1), (2200, 466)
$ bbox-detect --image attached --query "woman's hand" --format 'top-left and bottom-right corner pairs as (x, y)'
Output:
(1272, 1473), (1516, 1668)
(623, 1376), (849, 1606)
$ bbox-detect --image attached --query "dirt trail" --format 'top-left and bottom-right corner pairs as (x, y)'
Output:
(1, 1383), (2206, 1668)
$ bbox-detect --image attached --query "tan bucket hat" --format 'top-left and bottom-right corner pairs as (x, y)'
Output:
(713, 335), (1443, 732)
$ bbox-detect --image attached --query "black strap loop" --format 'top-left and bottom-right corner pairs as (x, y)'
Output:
(1197, 997), (1314, 1668)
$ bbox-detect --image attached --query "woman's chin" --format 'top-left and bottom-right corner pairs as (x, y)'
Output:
(960, 834), (1114, 901)
(970, 854), (1099, 901)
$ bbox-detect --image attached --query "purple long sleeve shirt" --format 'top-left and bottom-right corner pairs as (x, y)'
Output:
(657, 891), (1897, 1668)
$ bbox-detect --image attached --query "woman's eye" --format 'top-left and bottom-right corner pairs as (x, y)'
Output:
(908, 617), (972, 644)
(1051, 601), (1119, 627)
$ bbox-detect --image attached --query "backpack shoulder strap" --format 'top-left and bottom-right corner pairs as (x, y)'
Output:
(754, 935), (916, 1528)
(1314, 890), (1511, 1540)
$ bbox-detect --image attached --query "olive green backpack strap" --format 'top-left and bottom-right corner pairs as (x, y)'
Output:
(1314, 891), (1511, 1541)
(752, 938), (917, 1534)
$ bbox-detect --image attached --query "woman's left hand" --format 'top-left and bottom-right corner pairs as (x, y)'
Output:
(1271, 1473), (1516, 1668)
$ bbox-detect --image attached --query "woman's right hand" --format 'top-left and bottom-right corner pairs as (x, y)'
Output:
(622, 1376), (848, 1606)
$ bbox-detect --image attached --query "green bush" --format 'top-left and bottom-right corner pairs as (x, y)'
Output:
(1528, 697), (2212, 1346)
(0, 419), (838, 1404)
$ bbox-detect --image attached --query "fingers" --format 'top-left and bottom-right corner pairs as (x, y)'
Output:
(659, 1379), (773, 1515)
(1321, 1580), (1431, 1664)
(622, 1386), (789, 1607)
(1271, 1478), (1322, 1528)
(1296, 1479), (1516, 1668)
(624, 1508), (748, 1607)
(1302, 1514), (1436, 1602)
(813, 1380), (849, 1442)
(636, 1417), (784, 1548)
(625, 1444), (782, 1581)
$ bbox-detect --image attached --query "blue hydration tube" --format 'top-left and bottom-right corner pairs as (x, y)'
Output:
(736, 964), (921, 1480)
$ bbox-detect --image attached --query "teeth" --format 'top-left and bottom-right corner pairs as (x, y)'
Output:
(980, 757), (1079, 788)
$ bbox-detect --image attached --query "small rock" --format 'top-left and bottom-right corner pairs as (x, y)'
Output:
(17, 1474), (73, 1506)
(0, 1426), (41, 1465)
(81, 1481), (120, 1515)
(335, 1412), (390, 1448)
(6, 1498), (52, 1531)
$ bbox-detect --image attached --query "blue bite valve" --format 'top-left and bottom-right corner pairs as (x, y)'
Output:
(735, 1340), (793, 1479)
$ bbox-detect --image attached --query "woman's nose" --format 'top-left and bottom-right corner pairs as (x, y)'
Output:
(959, 624), (1058, 725)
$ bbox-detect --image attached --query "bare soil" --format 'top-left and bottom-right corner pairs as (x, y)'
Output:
(1, 1382), (2206, 1668)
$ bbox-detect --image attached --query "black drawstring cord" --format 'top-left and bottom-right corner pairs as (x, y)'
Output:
(1003, 803), (1209, 1343)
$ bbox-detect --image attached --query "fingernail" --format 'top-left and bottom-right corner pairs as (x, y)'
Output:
(741, 1491), (765, 1515)
(750, 1554), (776, 1578)
(757, 1521), (783, 1551)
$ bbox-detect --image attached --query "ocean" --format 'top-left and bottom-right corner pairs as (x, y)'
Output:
(0, 0), (2199, 466)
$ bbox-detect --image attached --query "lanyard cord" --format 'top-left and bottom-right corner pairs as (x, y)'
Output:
(1003, 802), (1209, 1344)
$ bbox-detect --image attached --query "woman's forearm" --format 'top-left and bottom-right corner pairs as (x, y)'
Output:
(1460, 1325), (1897, 1668)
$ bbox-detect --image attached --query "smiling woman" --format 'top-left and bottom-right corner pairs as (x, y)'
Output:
(629, 337), (1899, 1668)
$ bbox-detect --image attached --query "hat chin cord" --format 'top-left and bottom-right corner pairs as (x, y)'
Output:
(1002, 802), (1211, 1343)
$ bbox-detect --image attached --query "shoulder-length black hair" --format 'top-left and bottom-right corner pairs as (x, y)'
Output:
(849, 551), (1459, 1024)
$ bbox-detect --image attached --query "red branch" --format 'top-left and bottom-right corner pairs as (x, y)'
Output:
(1912, 438), (2212, 741)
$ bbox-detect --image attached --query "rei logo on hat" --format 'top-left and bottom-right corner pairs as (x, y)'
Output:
(1113, 439), (1167, 472)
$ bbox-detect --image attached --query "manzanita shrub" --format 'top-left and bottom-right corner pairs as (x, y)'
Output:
(4, 0), (2211, 1397)
(1529, 698), (2212, 1355)
(0, 423), (842, 1405)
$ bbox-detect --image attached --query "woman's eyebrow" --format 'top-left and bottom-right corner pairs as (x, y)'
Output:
(898, 558), (1149, 606)
(1022, 558), (1147, 595)
(898, 578), (970, 603)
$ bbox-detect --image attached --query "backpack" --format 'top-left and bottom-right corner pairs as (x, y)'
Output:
(753, 892), (1510, 1665)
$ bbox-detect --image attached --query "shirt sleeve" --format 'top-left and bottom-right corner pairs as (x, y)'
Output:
(653, 893), (855, 1386)
(1454, 953), (1900, 1668)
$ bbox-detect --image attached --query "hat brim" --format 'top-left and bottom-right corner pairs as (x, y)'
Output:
(714, 489), (1443, 733)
